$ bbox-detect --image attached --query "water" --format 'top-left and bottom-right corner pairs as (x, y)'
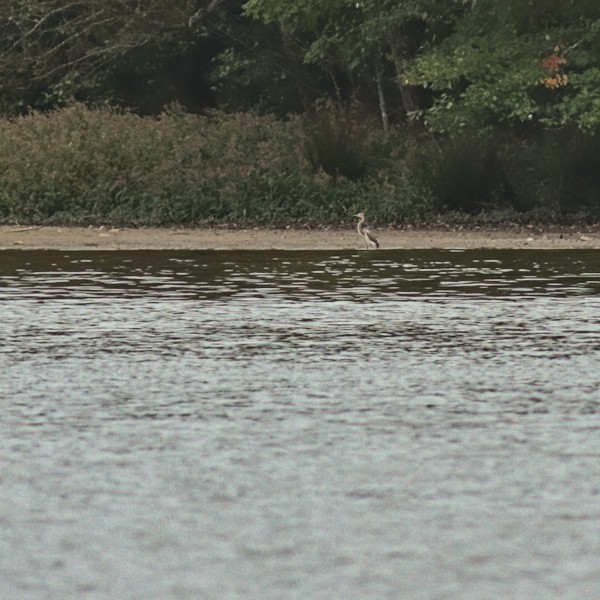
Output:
(1, 249), (600, 599)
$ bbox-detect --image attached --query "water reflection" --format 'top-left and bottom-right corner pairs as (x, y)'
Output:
(1, 248), (599, 300)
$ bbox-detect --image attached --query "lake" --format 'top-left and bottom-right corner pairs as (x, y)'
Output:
(1, 249), (599, 599)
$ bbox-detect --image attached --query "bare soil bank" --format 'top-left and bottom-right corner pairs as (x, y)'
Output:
(1, 225), (599, 251)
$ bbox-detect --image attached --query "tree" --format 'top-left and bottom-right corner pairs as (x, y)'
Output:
(407, 0), (600, 131)
(0, 0), (228, 114)
(244, 0), (472, 129)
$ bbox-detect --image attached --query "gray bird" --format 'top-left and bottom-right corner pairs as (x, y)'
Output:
(355, 212), (380, 249)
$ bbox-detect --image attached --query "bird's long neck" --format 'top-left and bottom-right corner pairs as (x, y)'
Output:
(357, 216), (365, 234)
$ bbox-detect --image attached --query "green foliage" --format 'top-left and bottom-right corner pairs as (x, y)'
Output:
(409, 0), (600, 132)
(209, 45), (306, 116)
(547, 130), (600, 213)
(303, 105), (375, 180)
(0, 105), (304, 224)
(0, 104), (436, 225)
(467, 129), (600, 216)
(4, 1), (600, 230)
(542, 68), (600, 130)
(411, 32), (540, 129)
(1, 105), (599, 227)
(0, 1), (223, 115)
(2, 0), (600, 136)
(406, 134), (514, 213)
(243, 0), (469, 117)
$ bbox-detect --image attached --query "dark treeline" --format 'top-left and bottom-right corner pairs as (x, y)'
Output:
(2, 0), (600, 224)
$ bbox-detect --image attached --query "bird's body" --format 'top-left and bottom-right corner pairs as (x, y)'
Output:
(355, 212), (379, 249)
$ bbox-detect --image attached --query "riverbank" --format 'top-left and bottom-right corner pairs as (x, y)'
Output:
(1, 225), (599, 250)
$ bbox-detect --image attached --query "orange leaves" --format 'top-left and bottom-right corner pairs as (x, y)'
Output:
(541, 47), (568, 89)
(543, 73), (569, 89)
(542, 54), (566, 72)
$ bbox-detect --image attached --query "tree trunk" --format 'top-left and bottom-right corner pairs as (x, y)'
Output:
(375, 65), (390, 135)
(389, 37), (422, 130)
(279, 28), (313, 113)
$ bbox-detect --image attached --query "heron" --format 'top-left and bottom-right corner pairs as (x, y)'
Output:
(355, 212), (380, 249)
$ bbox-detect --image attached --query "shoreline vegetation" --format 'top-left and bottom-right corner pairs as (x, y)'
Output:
(1, 105), (600, 232)
(3, 3), (600, 236)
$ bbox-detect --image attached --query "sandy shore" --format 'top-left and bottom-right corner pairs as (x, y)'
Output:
(1, 225), (599, 251)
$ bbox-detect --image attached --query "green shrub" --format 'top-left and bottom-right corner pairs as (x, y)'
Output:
(1, 103), (598, 227)
(405, 134), (515, 214)
(303, 105), (375, 180)
(0, 105), (311, 225)
(552, 130), (600, 214)
(501, 129), (600, 218)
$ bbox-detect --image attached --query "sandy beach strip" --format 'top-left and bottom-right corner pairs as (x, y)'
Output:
(1, 225), (599, 251)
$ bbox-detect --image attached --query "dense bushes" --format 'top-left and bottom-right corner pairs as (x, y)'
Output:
(0, 104), (598, 226)
(0, 105), (310, 225)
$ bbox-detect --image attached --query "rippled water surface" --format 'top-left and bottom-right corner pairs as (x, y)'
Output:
(2, 249), (600, 599)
